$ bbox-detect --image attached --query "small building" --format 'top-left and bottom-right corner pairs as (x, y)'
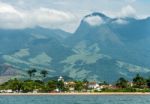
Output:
(0, 89), (13, 93)
(64, 81), (76, 92)
(128, 82), (133, 87)
(100, 84), (113, 89)
(88, 82), (99, 89)
(33, 89), (39, 93)
(55, 88), (60, 92)
(0, 90), (5, 93)
(58, 76), (64, 82)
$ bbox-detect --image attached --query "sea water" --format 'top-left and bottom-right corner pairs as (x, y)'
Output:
(0, 95), (149, 104)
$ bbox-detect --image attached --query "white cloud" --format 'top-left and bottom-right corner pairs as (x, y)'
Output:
(0, 2), (76, 32)
(125, 0), (136, 3)
(31, 8), (75, 28)
(0, 0), (149, 32)
(83, 16), (104, 26)
(0, 2), (26, 29)
(113, 18), (128, 24)
(118, 5), (136, 18)
(0, 2), (17, 13)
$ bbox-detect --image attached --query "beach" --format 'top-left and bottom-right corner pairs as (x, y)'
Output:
(0, 92), (150, 96)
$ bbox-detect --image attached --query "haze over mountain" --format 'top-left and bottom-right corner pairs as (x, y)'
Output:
(0, 12), (150, 83)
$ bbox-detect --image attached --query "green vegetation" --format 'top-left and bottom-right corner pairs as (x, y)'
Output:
(107, 74), (150, 92)
(133, 74), (146, 88)
(74, 81), (85, 91)
(27, 69), (37, 79)
(40, 70), (48, 80)
(1, 72), (150, 93)
(116, 77), (128, 88)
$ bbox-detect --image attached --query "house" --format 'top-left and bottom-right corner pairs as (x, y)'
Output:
(88, 82), (99, 89)
(55, 88), (60, 92)
(99, 84), (113, 89)
(64, 81), (76, 92)
(33, 89), (39, 93)
(128, 82), (133, 87)
(0, 90), (5, 93)
(0, 89), (13, 93)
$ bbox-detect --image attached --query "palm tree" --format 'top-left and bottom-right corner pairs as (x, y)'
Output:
(40, 70), (48, 79)
(27, 69), (37, 79)
(27, 70), (33, 79)
(116, 77), (128, 88)
(32, 68), (37, 77)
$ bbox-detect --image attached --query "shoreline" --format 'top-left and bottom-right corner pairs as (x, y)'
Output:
(0, 92), (150, 96)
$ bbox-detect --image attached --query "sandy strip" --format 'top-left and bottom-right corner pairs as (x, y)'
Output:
(0, 92), (150, 96)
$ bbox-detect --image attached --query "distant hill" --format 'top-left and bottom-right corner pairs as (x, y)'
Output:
(0, 12), (150, 82)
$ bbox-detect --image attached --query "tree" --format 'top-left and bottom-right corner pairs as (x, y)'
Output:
(75, 81), (84, 92)
(82, 79), (89, 90)
(116, 77), (128, 88)
(102, 81), (108, 85)
(47, 80), (57, 92)
(32, 68), (37, 77)
(22, 80), (35, 92)
(40, 70), (48, 79)
(2, 78), (23, 92)
(27, 68), (37, 79)
(133, 74), (146, 88)
(83, 78), (88, 83)
(27, 70), (33, 79)
(146, 77), (150, 88)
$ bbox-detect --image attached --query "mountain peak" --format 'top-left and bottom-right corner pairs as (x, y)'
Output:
(84, 12), (110, 20)
(82, 12), (111, 26)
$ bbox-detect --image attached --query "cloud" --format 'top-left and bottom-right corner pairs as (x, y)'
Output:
(113, 19), (128, 24)
(125, 0), (136, 3)
(0, 0), (150, 32)
(0, 2), (76, 31)
(31, 8), (75, 29)
(83, 16), (104, 26)
(119, 5), (136, 17)
(0, 2), (25, 29)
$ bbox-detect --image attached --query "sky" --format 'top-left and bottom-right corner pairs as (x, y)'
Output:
(0, 0), (150, 33)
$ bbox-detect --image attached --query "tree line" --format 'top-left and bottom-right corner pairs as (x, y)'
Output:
(27, 69), (48, 80)
(1, 69), (150, 93)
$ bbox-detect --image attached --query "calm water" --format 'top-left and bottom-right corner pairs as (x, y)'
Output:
(0, 95), (149, 104)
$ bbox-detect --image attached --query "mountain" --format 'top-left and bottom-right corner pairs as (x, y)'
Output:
(0, 27), (74, 81)
(64, 12), (150, 82)
(0, 12), (150, 83)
